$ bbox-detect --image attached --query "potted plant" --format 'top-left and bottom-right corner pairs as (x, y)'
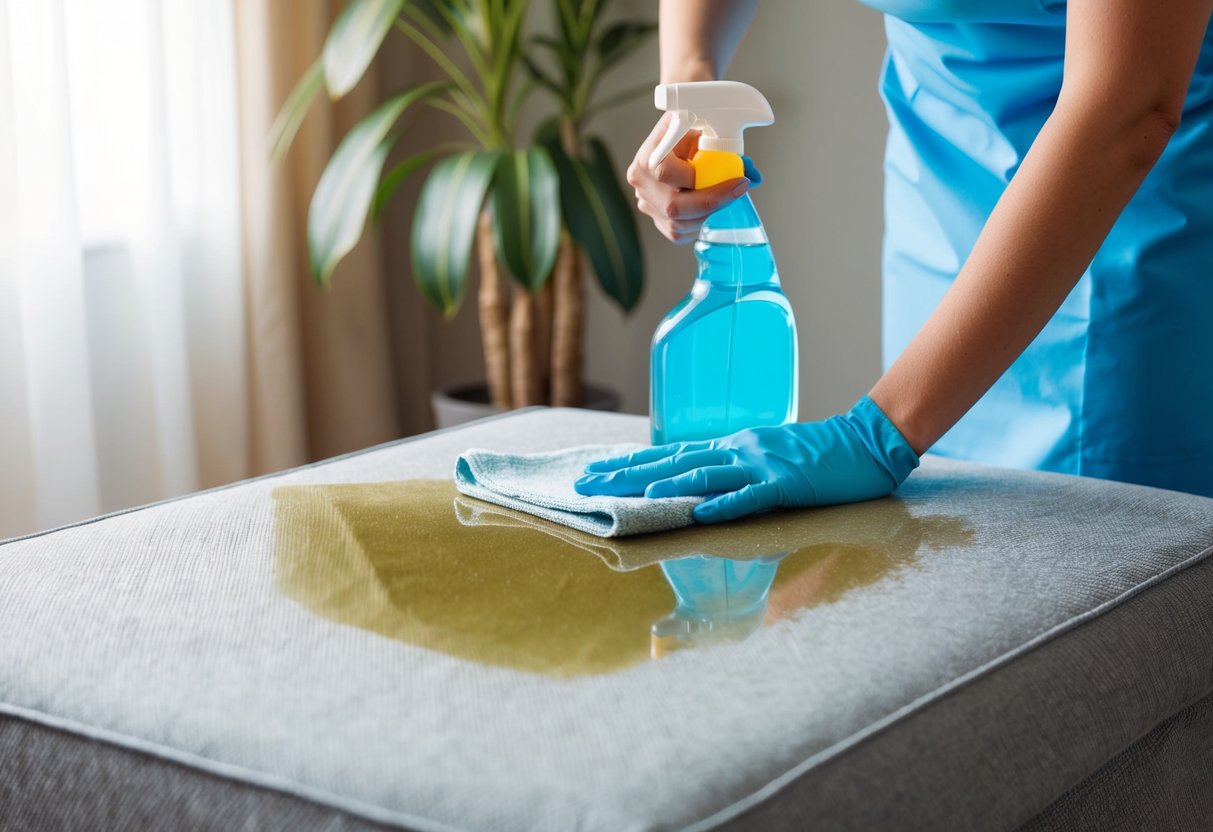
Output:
(270, 0), (652, 425)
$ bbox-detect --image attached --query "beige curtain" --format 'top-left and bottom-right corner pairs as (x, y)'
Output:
(3, 0), (260, 535)
(232, 0), (403, 476)
(0, 0), (412, 540)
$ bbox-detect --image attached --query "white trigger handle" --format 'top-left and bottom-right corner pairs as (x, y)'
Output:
(648, 110), (693, 171)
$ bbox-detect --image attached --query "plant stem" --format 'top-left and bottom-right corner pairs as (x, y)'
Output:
(560, 116), (579, 159)
(535, 279), (554, 399)
(550, 118), (585, 406)
(477, 207), (512, 408)
(509, 286), (542, 408)
(550, 230), (584, 407)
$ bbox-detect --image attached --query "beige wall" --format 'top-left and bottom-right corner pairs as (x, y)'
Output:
(380, 2), (890, 430)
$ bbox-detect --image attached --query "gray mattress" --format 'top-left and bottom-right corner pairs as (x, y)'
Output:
(1, 408), (1211, 831)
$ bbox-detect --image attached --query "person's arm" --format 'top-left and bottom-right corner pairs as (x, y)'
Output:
(628, 0), (759, 244)
(659, 0), (757, 83)
(869, 0), (1213, 453)
(579, 0), (1213, 524)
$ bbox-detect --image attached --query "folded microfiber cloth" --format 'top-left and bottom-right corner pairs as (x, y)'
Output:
(453, 444), (702, 538)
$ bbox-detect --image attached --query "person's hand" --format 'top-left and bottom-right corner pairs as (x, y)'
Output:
(626, 112), (762, 245)
(573, 397), (920, 524)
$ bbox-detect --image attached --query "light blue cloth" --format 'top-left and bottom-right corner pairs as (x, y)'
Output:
(860, 0), (1213, 497)
(454, 444), (701, 537)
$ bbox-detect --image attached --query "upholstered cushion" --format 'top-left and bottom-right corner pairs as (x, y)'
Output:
(1, 409), (1210, 831)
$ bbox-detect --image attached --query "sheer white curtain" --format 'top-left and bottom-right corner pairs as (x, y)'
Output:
(0, 0), (248, 537)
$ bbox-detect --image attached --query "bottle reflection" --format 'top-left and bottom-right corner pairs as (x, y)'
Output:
(651, 554), (787, 657)
(450, 490), (976, 666)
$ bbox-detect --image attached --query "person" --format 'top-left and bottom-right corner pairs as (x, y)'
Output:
(574, 0), (1213, 522)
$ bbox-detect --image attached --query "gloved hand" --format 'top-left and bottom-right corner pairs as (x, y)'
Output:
(573, 397), (920, 524)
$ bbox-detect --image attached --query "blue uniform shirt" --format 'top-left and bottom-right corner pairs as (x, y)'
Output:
(859, 1), (1213, 496)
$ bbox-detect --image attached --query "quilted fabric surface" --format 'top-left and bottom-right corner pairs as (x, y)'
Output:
(1, 408), (1210, 831)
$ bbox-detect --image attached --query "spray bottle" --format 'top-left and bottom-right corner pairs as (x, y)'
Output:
(648, 81), (798, 444)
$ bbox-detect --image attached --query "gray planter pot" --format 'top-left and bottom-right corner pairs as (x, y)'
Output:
(431, 381), (624, 429)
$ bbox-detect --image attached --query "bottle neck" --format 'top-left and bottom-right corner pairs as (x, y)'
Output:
(695, 194), (778, 287)
(698, 194), (767, 243)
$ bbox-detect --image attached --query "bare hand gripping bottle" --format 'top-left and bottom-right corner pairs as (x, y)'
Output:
(648, 81), (798, 444)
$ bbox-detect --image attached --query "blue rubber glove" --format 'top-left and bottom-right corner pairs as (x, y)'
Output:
(573, 397), (919, 524)
(741, 156), (762, 188)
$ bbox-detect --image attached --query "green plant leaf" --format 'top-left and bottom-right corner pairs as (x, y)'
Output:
(372, 150), (440, 222)
(595, 20), (656, 69)
(490, 147), (561, 292)
(553, 0), (580, 46)
(394, 17), (488, 124)
(504, 77), (537, 134)
(533, 34), (578, 84)
(323, 0), (406, 97)
(412, 0), (459, 32)
(534, 34), (568, 51)
(489, 0), (530, 90)
(405, 2), (489, 91)
(308, 82), (448, 286)
(520, 53), (562, 96)
(540, 125), (643, 311)
(372, 140), (473, 220)
(411, 150), (502, 316)
(268, 59), (324, 160)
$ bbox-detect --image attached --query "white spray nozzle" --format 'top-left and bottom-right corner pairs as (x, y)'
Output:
(648, 80), (774, 170)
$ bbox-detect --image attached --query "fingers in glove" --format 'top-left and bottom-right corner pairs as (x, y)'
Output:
(584, 443), (689, 474)
(644, 464), (751, 498)
(575, 448), (731, 497)
(693, 481), (783, 524)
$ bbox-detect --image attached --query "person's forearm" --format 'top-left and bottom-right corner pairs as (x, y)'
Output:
(869, 0), (1212, 455)
(869, 99), (1178, 454)
(659, 0), (757, 83)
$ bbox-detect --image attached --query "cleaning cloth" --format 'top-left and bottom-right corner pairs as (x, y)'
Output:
(453, 492), (972, 571)
(454, 444), (701, 538)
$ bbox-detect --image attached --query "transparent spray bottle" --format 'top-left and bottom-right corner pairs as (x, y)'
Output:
(648, 81), (798, 444)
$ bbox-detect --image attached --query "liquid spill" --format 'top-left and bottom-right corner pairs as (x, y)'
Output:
(274, 481), (974, 677)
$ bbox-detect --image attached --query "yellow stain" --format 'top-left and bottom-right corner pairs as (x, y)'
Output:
(273, 481), (974, 677)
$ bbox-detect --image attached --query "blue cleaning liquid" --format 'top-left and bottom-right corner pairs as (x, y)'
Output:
(650, 194), (798, 444)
